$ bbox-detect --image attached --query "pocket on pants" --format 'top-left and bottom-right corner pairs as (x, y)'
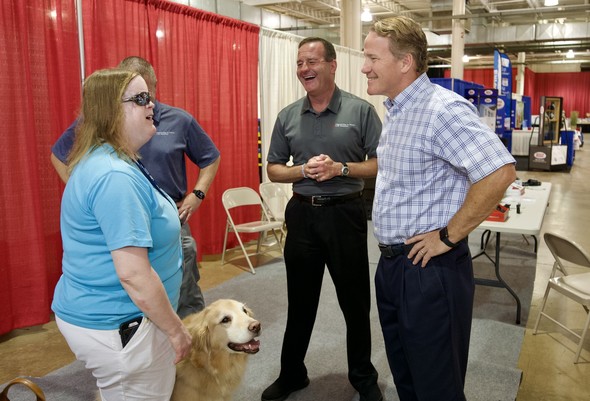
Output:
(120, 318), (175, 372)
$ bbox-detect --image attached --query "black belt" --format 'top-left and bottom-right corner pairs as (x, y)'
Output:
(378, 243), (414, 258)
(293, 191), (362, 207)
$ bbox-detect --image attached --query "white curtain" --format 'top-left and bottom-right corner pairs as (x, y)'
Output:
(333, 44), (387, 115)
(259, 28), (386, 183)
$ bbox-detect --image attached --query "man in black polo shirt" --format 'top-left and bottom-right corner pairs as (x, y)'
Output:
(262, 37), (383, 401)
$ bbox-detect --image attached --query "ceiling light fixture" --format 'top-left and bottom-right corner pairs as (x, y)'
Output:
(462, 54), (470, 63)
(548, 59), (583, 64)
(361, 7), (373, 22)
(566, 49), (575, 59)
(544, 0), (558, 6)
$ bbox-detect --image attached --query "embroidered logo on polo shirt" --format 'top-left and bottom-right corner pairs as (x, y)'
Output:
(334, 123), (357, 128)
(156, 131), (176, 136)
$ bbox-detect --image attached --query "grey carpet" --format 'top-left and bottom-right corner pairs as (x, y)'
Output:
(2, 225), (535, 401)
(469, 227), (538, 325)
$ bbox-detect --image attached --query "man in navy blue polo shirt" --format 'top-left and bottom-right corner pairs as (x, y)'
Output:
(51, 56), (220, 319)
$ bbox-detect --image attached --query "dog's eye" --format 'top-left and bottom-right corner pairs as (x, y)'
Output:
(221, 316), (231, 324)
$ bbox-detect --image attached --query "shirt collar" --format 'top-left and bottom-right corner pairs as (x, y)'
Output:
(384, 73), (430, 113)
(301, 86), (342, 115)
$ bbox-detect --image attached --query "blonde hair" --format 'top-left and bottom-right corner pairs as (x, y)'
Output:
(67, 69), (138, 172)
(372, 16), (429, 74)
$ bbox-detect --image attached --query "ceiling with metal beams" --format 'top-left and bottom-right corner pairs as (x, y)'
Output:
(243, 0), (590, 69)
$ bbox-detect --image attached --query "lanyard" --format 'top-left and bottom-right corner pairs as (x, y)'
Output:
(134, 160), (175, 208)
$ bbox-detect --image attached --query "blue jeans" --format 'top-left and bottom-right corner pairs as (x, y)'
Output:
(176, 223), (205, 319)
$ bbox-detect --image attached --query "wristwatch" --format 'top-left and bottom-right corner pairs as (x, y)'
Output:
(192, 189), (206, 200)
(439, 226), (459, 248)
(341, 162), (349, 177)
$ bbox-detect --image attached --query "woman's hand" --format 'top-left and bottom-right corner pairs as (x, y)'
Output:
(168, 324), (192, 364)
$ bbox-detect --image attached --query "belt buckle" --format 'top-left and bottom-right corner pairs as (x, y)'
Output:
(311, 195), (324, 207)
(378, 244), (394, 258)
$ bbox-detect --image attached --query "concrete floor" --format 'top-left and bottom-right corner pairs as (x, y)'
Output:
(1, 149), (589, 400)
(513, 148), (590, 400)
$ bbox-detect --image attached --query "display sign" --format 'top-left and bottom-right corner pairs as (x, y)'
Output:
(494, 50), (512, 136)
(494, 50), (512, 96)
(528, 145), (552, 171)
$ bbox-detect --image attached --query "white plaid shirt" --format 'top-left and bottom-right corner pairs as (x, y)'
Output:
(373, 74), (515, 245)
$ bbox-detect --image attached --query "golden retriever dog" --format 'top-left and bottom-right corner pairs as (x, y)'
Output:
(171, 299), (261, 401)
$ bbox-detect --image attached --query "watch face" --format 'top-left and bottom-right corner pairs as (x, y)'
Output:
(342, 166), (349, 176)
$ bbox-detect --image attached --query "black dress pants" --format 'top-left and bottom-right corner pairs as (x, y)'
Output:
(278, 195), (379, 393)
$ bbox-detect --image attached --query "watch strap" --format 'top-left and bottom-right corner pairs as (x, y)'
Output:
(439, 226), (459, 248)
(192, 189), (206, 200)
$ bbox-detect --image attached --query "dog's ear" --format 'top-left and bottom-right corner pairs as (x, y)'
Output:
(183, 311), (215, 369)
(183, 311), (210, 353)
(192, 316), (211, 354)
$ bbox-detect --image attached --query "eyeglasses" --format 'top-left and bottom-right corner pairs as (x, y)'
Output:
(296, 58), (327, 69)
(122, 92), (153, 107)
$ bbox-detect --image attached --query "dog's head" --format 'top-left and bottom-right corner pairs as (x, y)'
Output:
(185, 299), (261, 355)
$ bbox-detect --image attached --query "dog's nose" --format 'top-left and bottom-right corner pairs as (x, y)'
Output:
(249, 321), (261, 334)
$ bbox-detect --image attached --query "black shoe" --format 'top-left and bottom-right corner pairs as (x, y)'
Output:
(261, 376), (310, 401)
(359, 385), (383, 401)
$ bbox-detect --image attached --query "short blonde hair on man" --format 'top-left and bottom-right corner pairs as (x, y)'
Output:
(118, 56), (157, 94)
(67, 68), (138, 172)
(372, 16), (429, 75)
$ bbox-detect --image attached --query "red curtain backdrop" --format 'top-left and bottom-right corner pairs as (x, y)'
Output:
(1, 0), (259, 335)
(0, 0), (81, 334)
(524, 68), (536, 107)
(528, 72), (590, 117)
(444, 68), (515, 90)
(453, 68), (495, 88)
(82, 0), (261, 255)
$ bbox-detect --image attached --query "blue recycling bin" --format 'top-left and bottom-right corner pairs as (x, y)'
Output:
(559, 130), (575, 167)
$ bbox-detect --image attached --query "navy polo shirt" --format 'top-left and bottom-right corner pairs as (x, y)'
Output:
(52, 101), (220, 202)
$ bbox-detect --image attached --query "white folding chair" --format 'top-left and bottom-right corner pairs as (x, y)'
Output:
(259, 182), (290, 242)
(533, 232), (590, 363)
(221, 187), (285, 274)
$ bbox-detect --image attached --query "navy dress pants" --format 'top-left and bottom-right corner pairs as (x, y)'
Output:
(375, 241), (474, 401)
(278, 196), (379, 393)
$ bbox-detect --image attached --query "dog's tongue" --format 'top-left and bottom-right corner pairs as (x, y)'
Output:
(230, 338), (261, 354)
(243, 338), (260, 353)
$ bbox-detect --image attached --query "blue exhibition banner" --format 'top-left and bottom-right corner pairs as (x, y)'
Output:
(494, 50), (512, 135)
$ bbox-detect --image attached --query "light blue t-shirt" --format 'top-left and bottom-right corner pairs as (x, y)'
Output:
(52, 144), (182, 330)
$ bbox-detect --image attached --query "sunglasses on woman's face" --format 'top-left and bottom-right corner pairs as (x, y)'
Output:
(122, 91), (153, 106)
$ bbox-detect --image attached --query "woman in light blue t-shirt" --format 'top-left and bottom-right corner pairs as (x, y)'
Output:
(52, 68), (191, 401)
